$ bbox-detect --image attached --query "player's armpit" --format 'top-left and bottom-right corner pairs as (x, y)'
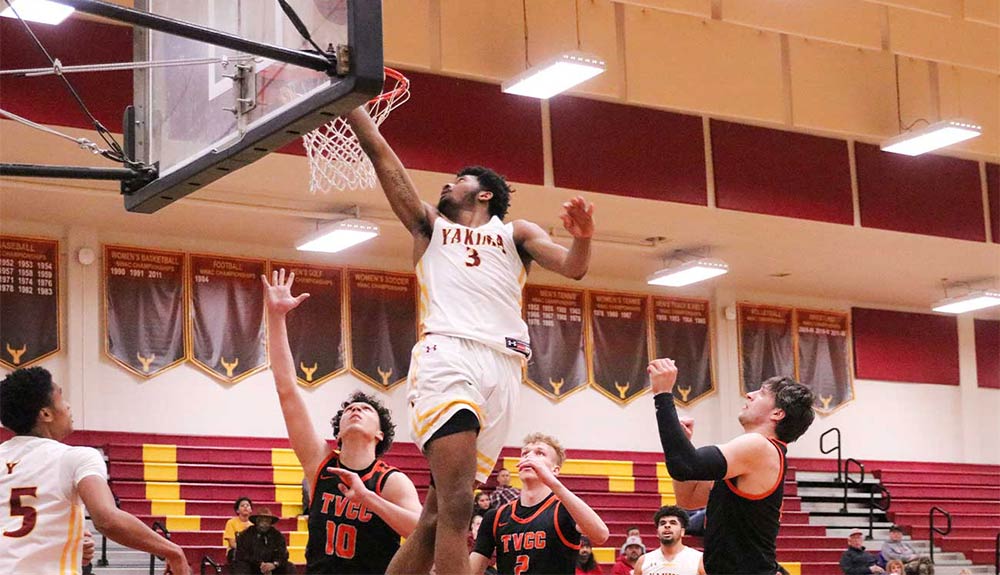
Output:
(513, 220), (589, 280)
(717, 433), (780, 481)
(368, 471), (422, 537)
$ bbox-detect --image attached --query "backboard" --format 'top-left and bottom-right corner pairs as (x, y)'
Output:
(127, 0), (383, 213)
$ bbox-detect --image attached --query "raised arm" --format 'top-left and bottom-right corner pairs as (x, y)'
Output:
(514, 197), (593, 280)
(79, 476), (190, 575)
(345, 107), (435, 237)
(519, 459), (610, 545)
(262, 269), (328, 480)
(326, 468), (422, 537)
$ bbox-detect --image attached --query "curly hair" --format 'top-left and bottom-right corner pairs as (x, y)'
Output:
(653, 505), (690, 529)
(458, 166), (513, 220)
(330, 391), (396, 457)
(1, 367), (55, 434)
(761, 376), (816, 443)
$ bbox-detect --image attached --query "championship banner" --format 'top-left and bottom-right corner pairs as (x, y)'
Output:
(737, 303), (795, 393)
(0, 236), (59, 369)
(588, 291), (650, 404)
(652, 296), (714, 406)
(347, 269), (417, 389)
(523, 285), (588, 400)
(189, 254), (267, 383)
(271, 262), (345, 387)
(104, 246), (186, 377)
(796, 308), (853, 413)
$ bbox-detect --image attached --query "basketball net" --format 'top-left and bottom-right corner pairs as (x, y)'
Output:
(303, 67), (410, 193)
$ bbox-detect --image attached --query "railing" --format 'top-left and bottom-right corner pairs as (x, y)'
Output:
(96, 531), (108, 567)
(200, 555), (222, 575)
(150, 521), (171, 575)
(841, 458), (864, 514)
(928, 506), (951, 564)
(820, 427), (843, 483)
(866, 483), (891, 540)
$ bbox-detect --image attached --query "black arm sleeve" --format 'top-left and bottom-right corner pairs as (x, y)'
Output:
(473, 508), (498, 558)
(654, 392), (728, 481)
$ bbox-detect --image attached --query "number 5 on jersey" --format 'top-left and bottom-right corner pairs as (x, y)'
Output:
(3, 487), (38, 538)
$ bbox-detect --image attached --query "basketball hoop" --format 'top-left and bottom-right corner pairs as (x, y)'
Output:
(302, 67), (409, 193)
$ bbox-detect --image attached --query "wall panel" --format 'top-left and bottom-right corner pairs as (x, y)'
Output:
(938, 65), (1000, 157)
(624, 7), (785, 122)
(384, 0), (433, 70)
(975, 319), (1000, 389)
(723, 0), (883, 49)
(965, 0), (1000, 26)
(889, 7), (999, 72)
(852, 307), (960, 385)
(439, 0), (527, 80)
(989, 163), (1000, 243)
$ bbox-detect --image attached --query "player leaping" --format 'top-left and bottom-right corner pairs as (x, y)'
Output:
(346, 107), (595, 575)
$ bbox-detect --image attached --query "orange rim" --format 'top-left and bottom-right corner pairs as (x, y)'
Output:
(370, 66), (409, 103)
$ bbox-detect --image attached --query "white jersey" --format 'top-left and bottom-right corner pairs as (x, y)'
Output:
(416, 215), (529, 356)
(639, 546), (703, 575)
(0, 435), (107, 575)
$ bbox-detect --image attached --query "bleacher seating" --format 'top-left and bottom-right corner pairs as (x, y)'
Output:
(4, 429), (996, 575)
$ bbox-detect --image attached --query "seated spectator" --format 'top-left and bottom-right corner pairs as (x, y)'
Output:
(612, 536), (645, 575)
(840, 528), (884, 575)
(224, 497), (253, 564)
(468, 514), (497, 575)
(489, 468), (520, 508)
(473, 491), (492, 517)
(577, 535), (603, 575)
(881, 525), (933, 575)
(886, 560), (905, 575)
(232, 507), (290, 575)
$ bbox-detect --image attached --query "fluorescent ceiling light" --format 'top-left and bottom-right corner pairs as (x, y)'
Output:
(932, 290), (1000, 314)
(880, 119), (982, 156)
(296, 219), (379, 253)
(0, 0), (75, 25)
(501, 52), (606, 99)
(647, 258), (729, 287)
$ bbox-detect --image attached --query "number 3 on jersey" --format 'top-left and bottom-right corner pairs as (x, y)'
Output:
(325, 521), (356, 559)
(3, 487), (38, 538)
(464, 247), (481, 267)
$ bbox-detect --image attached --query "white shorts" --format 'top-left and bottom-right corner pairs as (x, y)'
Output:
(406, 334), (523, 483)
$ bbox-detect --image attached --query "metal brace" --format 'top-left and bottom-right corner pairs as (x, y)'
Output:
(221, 61), (258, 136)
(335, 44), (350, 76)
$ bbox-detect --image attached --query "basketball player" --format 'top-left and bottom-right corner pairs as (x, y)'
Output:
(470, 433), (609, 575)
(0, 367), (189, 575)
(633, 506), (704, 575)
(261, 269), (422, 574)
(648, 358), (815, 575)
(345, 108), (595, 575)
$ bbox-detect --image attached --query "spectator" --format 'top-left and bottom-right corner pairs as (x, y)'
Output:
(840, 528), (884, 575)
(224, 497), (253, 564)
(489, 468), (520, 508)
(468, 515), (497, 575)
(612, 536), (645, 575)
(577, 535), (603, 575)
(886, 560), (905, 575)
(881, 526), (933, 575)
(626, 527), (641, 539)
(473, 491), (492, 517)
(232, 508), (290, 575)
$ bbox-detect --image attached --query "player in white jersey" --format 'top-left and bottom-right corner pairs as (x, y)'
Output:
(1, 367), (189, 575)
(634, 506), (704, 575)
(346, 107), (594, 575)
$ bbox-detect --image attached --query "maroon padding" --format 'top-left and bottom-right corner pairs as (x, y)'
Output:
(0, 17), (132, 131)
(712, 120), (853, 224)
(376, 70), (544, 184)
(855, 143), (986, 242)
(975, 319), (1000, 389)
(852, 307), (960, 385)
(987, 163), (999, 243)
(549, 96), (707, 205)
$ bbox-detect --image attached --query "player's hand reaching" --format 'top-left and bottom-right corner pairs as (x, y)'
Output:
(261, 268), (310, 316)
(328, 467), (373, 504)
(560, 196), (594, 239)
(648, 358), (678, 395)
(517, 458), (561, 490)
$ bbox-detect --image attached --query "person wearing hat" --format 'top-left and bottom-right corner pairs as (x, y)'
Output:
(232, 507), (290, 575)
(881, 525), (933, 575)
(839, 528), (884, 575)
(612, 536), (646, 575)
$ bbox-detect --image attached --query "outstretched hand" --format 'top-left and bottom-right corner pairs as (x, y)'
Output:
(261, 269), (310, 316)
(560, 196), (594, 239)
